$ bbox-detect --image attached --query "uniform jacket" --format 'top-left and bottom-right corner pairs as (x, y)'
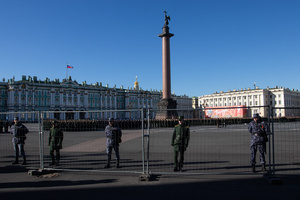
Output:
(11, 122), (29, 144)
(248, 119), (268, 146)
(48, 127), (64, 151)
(171, 123), (190, 151)
(105, 124), (122, 147)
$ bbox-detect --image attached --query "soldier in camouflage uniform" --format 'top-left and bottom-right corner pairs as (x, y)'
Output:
(248, 113), (268, 172)
(171, 116), (190, 172)
(48, 120), (64, 166)
(104, 118), (122, 168)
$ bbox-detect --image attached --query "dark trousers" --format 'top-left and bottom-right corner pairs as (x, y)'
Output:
(174, 149), (185, 168)
(106, 145), (120, 162)
(250, 143), (265, 165)
(50, 149), (60, 162)
(13, 142), (26, 160)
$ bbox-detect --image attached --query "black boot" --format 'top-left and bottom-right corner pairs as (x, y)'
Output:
(49, 160), (55, 166)
(262, 164), (266, 172)
(12, 158), (19, 165)
(22, 157), (27, 165)
(116, 160), (120, 168)
(104, 160), (110, 168)
(251, 164), (255, 173)
(179, 166), (184, 172)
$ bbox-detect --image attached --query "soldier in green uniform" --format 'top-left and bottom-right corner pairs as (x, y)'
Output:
(48, 120), (64, 166)
(171, 116), (190, 172)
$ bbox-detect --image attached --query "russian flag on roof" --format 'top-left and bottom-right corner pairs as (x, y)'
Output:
(67, 64), (73, 69)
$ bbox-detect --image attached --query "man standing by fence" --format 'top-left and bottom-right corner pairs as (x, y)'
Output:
(248, 113), (268, 173)
(48, 120), (64, 166)
(104, 118), (122, 168)
(11, 117), (29, 165)
(171, 116), (190, 172)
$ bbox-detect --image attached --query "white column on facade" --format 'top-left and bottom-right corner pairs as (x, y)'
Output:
(77, 92), (80, 107)
(84, 91), (88, 108)
(60, 90), (63, 106)
(151, 97), (153, 108)
(110, 94), (112, 108)
(241, 95), (244, 106)
(25, 89), (28, 107)
(18, 89), (21, 107)
(99, 92), (102, 119)
(259, 94), (262, 106)
(125, 94), (129, 119)
(138, 96), (140, 109)
(66, 92), (69, 106)
(50, 90), (54, 106)
(146, 96), (149, 109)
(100, 92), (103, 109)
(105, 94), (107, 109)
(104, 93), (108, 118)
(8, 88), (13, 107)
(114, 94), (117, 119)
(32, 89), (35, 110)
(109, 94), (112, 118)
(71, 91), (74, 106)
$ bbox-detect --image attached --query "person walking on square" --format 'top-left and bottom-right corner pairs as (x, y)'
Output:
(171, 116), (190, 172)
(104, 118), (122, 168)
(11, 117), (29, 165)
(248, 113), (268, 173)
(48, 120), (64, 166)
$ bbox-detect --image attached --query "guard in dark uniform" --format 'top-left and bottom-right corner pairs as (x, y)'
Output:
(104, 118), (122, 168)
(248, 113), (268, 172)
(11, 117), (29, 165)
(171, 116), (190, 172)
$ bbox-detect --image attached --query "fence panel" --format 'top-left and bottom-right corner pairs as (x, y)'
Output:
(41, 110), (145, 174)
(147, 107), (271, 175)
(272, 107), (300, 175)
(6, 106), (300, 177)
(0, 112), (41, 170)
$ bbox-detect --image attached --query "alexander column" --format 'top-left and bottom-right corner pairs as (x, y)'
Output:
(156, 11), (177, 119)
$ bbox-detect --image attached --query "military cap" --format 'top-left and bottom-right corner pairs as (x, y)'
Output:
(253, 113), (260, 118)
(109, 118), (115, 122)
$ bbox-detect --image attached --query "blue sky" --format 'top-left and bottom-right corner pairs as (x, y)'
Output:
(0, 0), (299, 97)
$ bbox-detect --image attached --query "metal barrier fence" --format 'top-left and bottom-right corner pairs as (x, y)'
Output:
(0, 111), (41, 170)
(147, 106), (272, 175)
(271, 107), (300, 175)
(0, 107), (299, 176)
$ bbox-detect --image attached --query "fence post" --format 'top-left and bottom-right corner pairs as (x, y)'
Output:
(38, 111), (44, 170)
(140, 108), (152, 181)
(271, 106), (276, 176)
(146, 108), (150, 175)
(141, 109), (145, 174)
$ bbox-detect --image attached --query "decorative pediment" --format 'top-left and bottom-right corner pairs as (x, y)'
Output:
(60, 80), (80, 87)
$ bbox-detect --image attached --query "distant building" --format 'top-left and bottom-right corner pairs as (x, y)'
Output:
(0, 75), (194, 121)
(197, 86), (300, 118)
(174, 94), (193, 119)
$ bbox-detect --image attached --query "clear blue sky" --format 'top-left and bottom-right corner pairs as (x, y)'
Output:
(1, 0), (299, 97)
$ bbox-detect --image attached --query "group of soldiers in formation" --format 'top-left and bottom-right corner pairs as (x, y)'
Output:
(8, 113), (268, 172)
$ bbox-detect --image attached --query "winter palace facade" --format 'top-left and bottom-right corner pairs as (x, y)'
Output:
(0, 76), (192, 121)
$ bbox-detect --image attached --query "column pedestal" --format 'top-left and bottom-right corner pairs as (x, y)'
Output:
(156, 98), (177, 119)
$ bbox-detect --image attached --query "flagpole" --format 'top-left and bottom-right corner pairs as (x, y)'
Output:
(66, 62), (68, 79)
